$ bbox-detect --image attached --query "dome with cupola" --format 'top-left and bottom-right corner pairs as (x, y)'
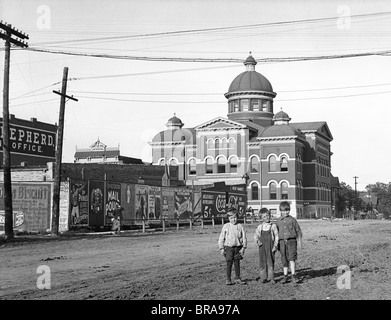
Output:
(227, 55), (275, 94)
(225, 53), (277, 127)
(273, 109), (291, 124)
(151, 114), (196, 144)
(165, 113), (184, 130)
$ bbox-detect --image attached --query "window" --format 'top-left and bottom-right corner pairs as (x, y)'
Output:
(229, 157), (238, 173)
(280, 157), (288, 172)
(251, 183), (259, 200)
(269, 182), (277, 200)
(189, 159), (196, 175)
(262, 100), (269, 111)
(269, 156), (277, 172)
(281, 182), (288, 200)
(206, 158), (213, 174)
(250, 99), (259, 111)
(229, 101), (234, 113)
(241, 99), (249, 111)
(250, 157), (259, 173)
(207, 139), (214, 149)
(217, 157), (226, 174)
(234, 101), (239, 112)
(221, 138), (227, 149)
(158, 159), (165, 166)
(214, 139), (219, 150)
(228, 138), (235, 149)
(170, 159), (177, 166)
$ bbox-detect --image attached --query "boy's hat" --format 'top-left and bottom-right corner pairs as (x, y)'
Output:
(226, 208), (238, 217)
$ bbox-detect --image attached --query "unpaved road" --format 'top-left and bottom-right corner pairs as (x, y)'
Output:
(0, 219), (390, 300)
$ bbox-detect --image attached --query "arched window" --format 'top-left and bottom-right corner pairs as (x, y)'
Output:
(217, 157), (226, 174)
(158, 159), (165, 166)
(269, 182), (277, 200)
(188, 159), (196, 175)
(281, 182), (289, 199)
(228, 138), (235, 149)
(221, 138), (227, 149)
(207, 139), (214, 149)
(214, 139), (219, 150)
(250, 157), (259, 173)
(206, 158), (213, 174)
(269, 155), (277, 172)
(280, 156), (288, 172)
(317, 183), (321, 200)
(251, 182), (259, 200)
(229, 157), (238, 173)
(170, 158), (178, 166)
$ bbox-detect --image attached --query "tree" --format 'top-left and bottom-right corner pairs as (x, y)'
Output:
(338, 181), (355, 212)
(366, 182), (391, 219)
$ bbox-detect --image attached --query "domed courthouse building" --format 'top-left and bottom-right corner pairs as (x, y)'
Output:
(150, 55), (339, 219)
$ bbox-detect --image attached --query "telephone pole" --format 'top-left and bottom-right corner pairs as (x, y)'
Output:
(0, 21), (28, 240)
(51, 67), (77, 236)
(353, 176), (359, 211)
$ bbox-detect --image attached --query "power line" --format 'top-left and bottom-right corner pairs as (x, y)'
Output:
(13, 82), (391, 105)
(75, 95), (223, 104)
(74, 90), (391, 104)
(279, 90), (391, 101)
(24, 47), (391, 63)
(67, 82), (391, 96)
(28, 10), (391, 46)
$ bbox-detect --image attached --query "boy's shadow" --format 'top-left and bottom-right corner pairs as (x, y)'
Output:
(296, 266), (338, 281)
(251, 267), (338, 284)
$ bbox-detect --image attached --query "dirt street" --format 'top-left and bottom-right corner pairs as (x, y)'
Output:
(0, 219), (390, 300)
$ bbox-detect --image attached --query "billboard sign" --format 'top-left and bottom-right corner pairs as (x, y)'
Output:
(0, 123), (56, 158)
(0, 183), (51, 232)
(201, 184), (247, 218)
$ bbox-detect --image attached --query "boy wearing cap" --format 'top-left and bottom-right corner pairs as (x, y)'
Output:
(218, 208), (247, 285)
(276, 201), (303, 284)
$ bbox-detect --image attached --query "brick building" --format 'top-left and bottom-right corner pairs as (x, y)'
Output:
(150, 54), (340, 218)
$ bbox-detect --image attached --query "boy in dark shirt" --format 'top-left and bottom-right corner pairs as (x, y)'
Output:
(275, 201), (303, 284)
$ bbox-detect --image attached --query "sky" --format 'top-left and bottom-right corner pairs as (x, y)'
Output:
(1, 0), (391, 191)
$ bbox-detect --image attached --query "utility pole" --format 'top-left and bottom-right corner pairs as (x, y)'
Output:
(0, 21), (28, 240)
(51, 67), (77, 236)
(353, 176), (359, 212)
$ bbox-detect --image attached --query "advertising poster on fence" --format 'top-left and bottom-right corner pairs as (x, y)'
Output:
(59, 181), (70, 232)
(105, 183), (121, 225)
(148, 186), (161, 220)
(174, 188), (193, 220)
(162, 187), (175, 220)
(135, 184), (149, 220)
(201, 191), (226, 218)
(121, 183), (136, 225)
(0, 183), (51, 233)
(201, 184), (247, 218)
(227, 185), (246, 217)
(69, 180), (88, 226)
(89, 180), (105, 227)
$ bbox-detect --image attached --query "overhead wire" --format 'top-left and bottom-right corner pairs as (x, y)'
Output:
(28, 10), (391, 47)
